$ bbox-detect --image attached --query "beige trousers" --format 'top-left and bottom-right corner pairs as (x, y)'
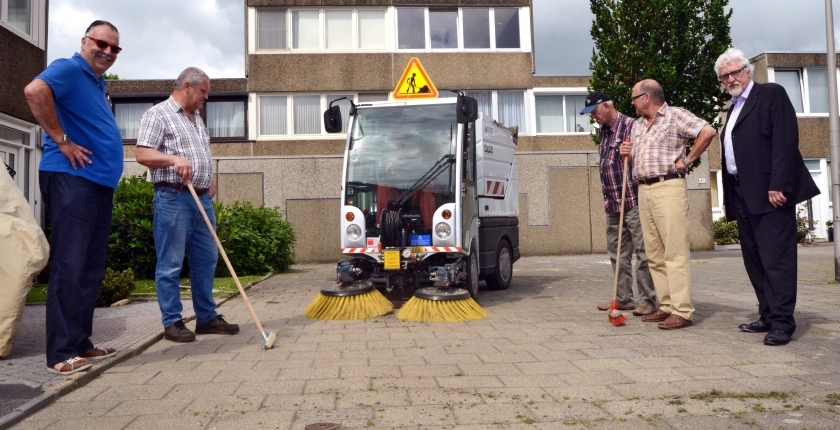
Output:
(0, 170), (49, 357)
(637, 178), (694, 320)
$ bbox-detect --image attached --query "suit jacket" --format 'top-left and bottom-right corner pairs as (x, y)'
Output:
(721, 82), (820, 221)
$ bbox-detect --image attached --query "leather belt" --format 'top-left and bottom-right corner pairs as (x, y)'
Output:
(637, 173), (683, 185)
(154, 181), (208, 196)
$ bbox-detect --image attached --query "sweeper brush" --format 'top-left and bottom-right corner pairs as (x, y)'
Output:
(304, 280), (393, 320)
(397, 287), (486, 322)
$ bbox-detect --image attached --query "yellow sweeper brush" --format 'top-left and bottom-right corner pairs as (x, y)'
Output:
(397, 287), (486, 322)
(305, 277), (393, 320)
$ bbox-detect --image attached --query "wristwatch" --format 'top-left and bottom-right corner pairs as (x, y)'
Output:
(57, 134), (69, 146)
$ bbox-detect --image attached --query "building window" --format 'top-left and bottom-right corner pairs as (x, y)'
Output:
(115, 103), (152, 140)
(2, 0), (42, 45)
(774, 68), (833, 115)
(462, 90), (528, 134)
(397, 6), (522, 51)
(429, 8), (458, 49)
(206, 101), (245, 138)
(494, 8), (520, 49)
(462, 8), (490, 49)
(257, 8), (387, 51)
(534, 94), (592, 134)
(258, 93), (361, 137)
(258, 9), (287, 49)
(0, 120), (34, 201)
(397, 7), (425, 49)
(112, 96), (247, 141)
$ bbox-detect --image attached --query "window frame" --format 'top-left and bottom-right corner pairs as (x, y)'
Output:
(0, 0), (44, 48)
(256, 93), (363, 139)
(110, 94), (249, 143)
(771, 66), (840, 117)
(396, 6), (527, 53)
(532, 89), (593, 135)
(254, 7), (390, 53)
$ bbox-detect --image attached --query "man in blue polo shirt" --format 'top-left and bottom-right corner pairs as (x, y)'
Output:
(24, 20), (124, 375)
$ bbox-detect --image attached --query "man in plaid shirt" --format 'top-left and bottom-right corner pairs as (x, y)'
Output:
(582, 92), (656, 317)
(135, 67), (239, 343)
(620, 80), (717, 330)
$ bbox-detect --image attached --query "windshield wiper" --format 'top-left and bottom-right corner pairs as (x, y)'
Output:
(392, 154), (455, 209)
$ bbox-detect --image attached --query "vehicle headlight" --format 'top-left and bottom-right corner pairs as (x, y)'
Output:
(435, 222), (451, 239)
(346, 224), (362, 241)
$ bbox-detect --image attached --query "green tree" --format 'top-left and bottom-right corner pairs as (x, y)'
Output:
(588, 0), (732, 166)
(103, 72), (119, 80)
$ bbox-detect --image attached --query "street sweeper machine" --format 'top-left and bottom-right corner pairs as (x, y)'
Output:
(319, 92), (521, 306)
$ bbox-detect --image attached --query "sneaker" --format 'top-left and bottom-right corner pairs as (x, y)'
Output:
(164, 320), (196, 342)
(47, 357), (92, 375)
(195, 315), (240, 335)
(80, 346), (117, 361)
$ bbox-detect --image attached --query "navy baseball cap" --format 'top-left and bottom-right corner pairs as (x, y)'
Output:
(580, 91), (611, 114)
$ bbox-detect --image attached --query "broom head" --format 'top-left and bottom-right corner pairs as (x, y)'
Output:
(397, 287), (487, 322)
(607, 300), (627, 327)
(305, 280), (393, 320)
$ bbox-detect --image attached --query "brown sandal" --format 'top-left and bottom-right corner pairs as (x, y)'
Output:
(47, 357), (92, 375)
(80, 346), (117, 361)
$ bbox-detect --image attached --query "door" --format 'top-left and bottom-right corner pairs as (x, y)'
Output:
(461, 122), (478, 252)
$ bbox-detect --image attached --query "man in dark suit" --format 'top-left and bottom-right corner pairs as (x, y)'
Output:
(714, 48), (820, 346)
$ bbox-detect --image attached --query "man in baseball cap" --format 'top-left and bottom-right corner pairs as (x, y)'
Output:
(580, 91), (611, 114)
(585, 91), (657, 317)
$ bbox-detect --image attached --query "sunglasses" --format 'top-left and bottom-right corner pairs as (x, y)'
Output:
(86, 36), (122, 54)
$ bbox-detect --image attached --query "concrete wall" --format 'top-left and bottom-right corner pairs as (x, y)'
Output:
(0, 25), (45, 123)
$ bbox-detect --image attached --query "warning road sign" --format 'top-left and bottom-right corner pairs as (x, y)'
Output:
(392, 57), (438, 100)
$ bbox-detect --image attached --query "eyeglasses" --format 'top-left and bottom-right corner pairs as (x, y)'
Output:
(631, 93), (647, 101)
(86, 36), (122, 54)
(718, 66), (746, 82)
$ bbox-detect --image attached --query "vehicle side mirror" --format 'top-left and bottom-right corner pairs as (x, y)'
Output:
(324, 97), (355, 134)
(324, 105), (343, 134)
(456, 95), (478, 123)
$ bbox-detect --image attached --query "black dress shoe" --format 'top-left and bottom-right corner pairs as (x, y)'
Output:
(764, 330), (791, 346)
(738, 320), (770, 333)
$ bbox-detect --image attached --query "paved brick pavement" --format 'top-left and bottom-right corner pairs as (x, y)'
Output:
(3, 244), (840, 429)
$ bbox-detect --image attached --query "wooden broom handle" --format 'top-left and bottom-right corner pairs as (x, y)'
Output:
(186, 182), (265, 334)
(611, 156), (630, 302)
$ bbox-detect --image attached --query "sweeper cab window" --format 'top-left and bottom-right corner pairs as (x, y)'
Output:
(344, 104), (458, 240)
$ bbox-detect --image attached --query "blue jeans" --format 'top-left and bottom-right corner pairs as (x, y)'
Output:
(40, 171), (113, 367)
(153, 186), (219, 328)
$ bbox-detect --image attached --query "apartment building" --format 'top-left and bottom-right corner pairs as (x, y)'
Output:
(116, 0), (716, 262)
(707, 52), (836, 240)
(0, 0), (47, 217)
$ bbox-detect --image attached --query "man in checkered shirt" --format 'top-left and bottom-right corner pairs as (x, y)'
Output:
(619, 79), (717, 330)
(582, 91), (657, 317)
(135, 67), (239, 343)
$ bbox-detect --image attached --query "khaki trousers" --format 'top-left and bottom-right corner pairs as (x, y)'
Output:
(637, 178), (693, 319)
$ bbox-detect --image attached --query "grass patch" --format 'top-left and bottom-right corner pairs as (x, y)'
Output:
(690, 389), (793, 402)
(26, 275), (265, 303)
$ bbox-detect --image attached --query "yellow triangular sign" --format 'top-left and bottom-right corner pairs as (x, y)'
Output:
(392, 57), (438, 100)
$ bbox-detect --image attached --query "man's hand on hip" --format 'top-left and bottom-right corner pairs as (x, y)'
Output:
(59, 140), (93, 169)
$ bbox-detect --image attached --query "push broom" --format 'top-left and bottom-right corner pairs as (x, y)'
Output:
(187, 183), (277, 350)
(608, 155), (630, 327)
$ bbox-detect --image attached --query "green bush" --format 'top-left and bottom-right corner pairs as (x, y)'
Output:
(214, 201), (296, 277)
(97, 267), (135, 307)
(109, 174), (157, 278)
(713, 217), (739, 245)
(106, 174), (296, 279)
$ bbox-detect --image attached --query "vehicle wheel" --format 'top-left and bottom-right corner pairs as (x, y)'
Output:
(465, 244), (479, 299)
(485, 239), (512, 290)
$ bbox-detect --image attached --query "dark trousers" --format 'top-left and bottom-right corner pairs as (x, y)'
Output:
(731, 181), (797, 334)
(40, 171), (114, 366)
